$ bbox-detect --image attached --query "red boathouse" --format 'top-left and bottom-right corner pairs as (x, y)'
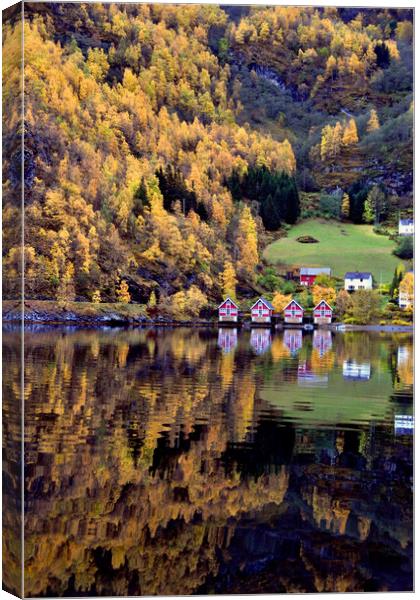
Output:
(218, 297), (239, 323)
(313, 300), (333, 324)
(250, 297), (274, 324)
(283, 299), (304, 324)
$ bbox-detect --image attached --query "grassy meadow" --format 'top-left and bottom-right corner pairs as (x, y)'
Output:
(263, 219), (402, 282)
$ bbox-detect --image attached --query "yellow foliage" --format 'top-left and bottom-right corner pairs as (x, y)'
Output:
(272, 292), (292, 313)
(116, 280), (131, 303)
(312, 285), (336, 307)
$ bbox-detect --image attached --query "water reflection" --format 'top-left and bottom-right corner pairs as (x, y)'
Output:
(343, 360), (372, 380)
(218, 327), (238, 353)
(250, 328), (272, 355)
(283, 329), (302, 355)
(2, 327), (413, 596)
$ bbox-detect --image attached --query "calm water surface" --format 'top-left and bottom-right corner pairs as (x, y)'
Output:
(3, 326), (413, 595)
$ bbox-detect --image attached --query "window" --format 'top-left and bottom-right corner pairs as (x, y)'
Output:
(226, 306), (231, 316)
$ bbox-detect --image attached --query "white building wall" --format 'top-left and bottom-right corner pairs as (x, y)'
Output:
(344, 277), (373, 291)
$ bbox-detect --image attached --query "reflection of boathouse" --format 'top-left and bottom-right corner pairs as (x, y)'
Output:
(250, 328), (272, 355)
(397, 346), (410, 366)
(298, 362), (329, 387)
(313, 330), (332, 357)
(343, 360), (371, 380)
(218, 328), (238, 353)
(283, 329), (302, 355)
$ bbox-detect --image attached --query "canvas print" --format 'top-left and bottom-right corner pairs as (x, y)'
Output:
(2, 2), (413, 596)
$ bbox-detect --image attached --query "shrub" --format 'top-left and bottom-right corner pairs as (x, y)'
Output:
(392, 318), (412, 326)
(257, 268), (283, 292)
(343, 317), (358, 324)
(373, 225), (391, 236)
(393, 235), (413, 259)
(281, 280), (297, 294)
(296, 235), (319, 243)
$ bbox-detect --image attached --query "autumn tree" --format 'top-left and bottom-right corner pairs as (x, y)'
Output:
(219, 261), (237, 299)
(349, 290), (381, 324)
(335, 289), (353, 318)
(272, 292), (292, 313)
(341, 193), (350, 219)
(366, 109), (380, 133)
(236, 205), (259, 279)
(116, 280), (131, 303)
(92, 290), (102, 303)
(362, 196), (375, 224)
(342, 119), (358, 145)
(148, 290), (157, 308)
(399, 272), (414, 309)
(312, 285), (336, 307)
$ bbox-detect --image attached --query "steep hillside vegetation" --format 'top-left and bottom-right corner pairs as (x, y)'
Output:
(2, 5), (413, 306)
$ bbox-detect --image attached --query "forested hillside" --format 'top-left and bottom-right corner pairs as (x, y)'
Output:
(2, 4), (413, 309)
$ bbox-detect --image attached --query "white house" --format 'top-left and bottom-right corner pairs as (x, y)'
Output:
(398, 219), (414, 236)
(344, 272), (373, 291)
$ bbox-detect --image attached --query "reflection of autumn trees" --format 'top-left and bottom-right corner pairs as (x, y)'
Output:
(16, 329), (290, 596)
(2, 328), (413, 595)
(2, 332), (23, 596)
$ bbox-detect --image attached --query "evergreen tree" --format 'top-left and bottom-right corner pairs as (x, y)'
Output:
(374, 42), (390, 69)
(389, 264), (405, 300)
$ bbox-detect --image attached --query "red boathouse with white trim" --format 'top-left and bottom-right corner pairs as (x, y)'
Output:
(313, 300), (333, 324)
(283, 299), (304, 324)
(250, 297), (274, 324)
(218, 297), (239, 323)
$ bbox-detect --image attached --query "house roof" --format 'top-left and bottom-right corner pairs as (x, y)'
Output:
(345, 272), (372, 280)
(250, 296), (274, 311)
(283, 299), (304, 311)
(313, 300), (333, 311)
(300, 267), (331, 276)
(399, 219), (413, 226)
(218, 296), (238, 309)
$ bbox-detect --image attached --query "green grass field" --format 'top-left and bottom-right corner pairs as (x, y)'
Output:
(263, 219), (401, 282)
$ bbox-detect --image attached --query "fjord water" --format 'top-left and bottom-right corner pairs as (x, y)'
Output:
(3, 326), (413, 595)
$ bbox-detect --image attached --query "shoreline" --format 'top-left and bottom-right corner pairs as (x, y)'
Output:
(2, 301), (413, 333)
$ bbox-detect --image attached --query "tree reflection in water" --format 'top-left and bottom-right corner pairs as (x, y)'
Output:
(2, 326), (413, 596)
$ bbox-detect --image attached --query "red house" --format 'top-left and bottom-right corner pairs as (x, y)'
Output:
(218, 297), (239, 323)
(250, 297), (274, 324)
(300, 267), (331, 287)
(283, 299), (304, 324)
(313, 300), (333, 324)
